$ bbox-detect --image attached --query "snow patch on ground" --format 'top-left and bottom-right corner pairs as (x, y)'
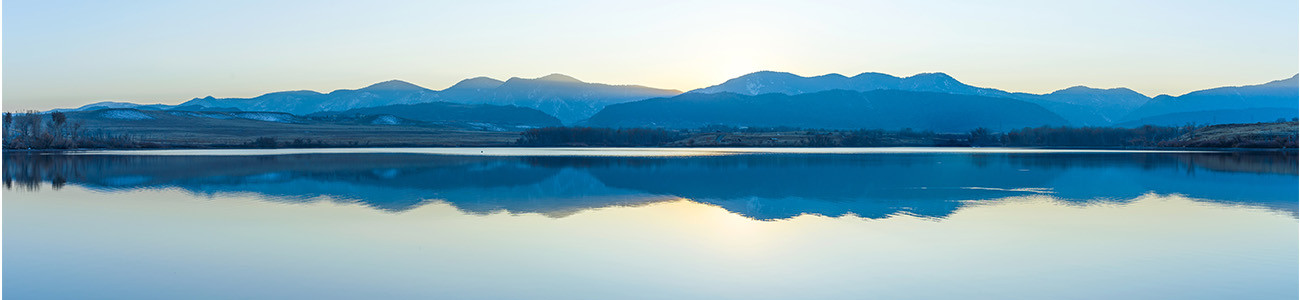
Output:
(468, 122), (506, 131)
(100, 109), (154, 120)
(233, 112), (298, 123)
(746, 82), (765, 95)
(169, 111), (236, 119)
(199, 113), (235, 119)
(371, 115), (401, 125)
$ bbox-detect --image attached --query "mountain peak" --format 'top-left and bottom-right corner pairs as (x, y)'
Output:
(446, 76), (504, 90)
(1050, 86), (1145, 97)
(535, 73), (583, 83)
(850, 72), (898, 79)
(1055, 85), (1106, 93)
(360, 80), (428, 91)
(739, 70), (800, 78)
(907, 72), (957, 81)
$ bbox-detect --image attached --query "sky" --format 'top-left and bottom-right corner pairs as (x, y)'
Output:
(2, 0), (1297, 111)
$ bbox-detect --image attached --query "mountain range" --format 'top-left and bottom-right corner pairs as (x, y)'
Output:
(690, 71), (1011, 98)
(1119, 75), (1299, 126)
(59, 71), (1298, 132)
(685, 71), (1297, 127)
(175, 74), (679, 124)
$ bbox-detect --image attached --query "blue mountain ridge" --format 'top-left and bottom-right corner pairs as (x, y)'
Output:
(60, 71), (1298, 129)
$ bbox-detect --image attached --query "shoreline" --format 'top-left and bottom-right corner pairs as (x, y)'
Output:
(5, 146), (1295, 156)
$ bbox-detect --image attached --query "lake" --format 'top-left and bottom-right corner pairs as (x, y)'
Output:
(3, 148), (1297, 299)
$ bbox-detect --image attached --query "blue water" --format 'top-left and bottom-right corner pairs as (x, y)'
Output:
(4, 148), (1297, 299)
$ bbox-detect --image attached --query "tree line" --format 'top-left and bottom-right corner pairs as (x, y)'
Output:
(5, 110), (1291, 149)
(3, 111), (149, 149)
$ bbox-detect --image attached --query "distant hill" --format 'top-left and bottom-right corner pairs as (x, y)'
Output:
(689, 71), (1148, 126)
(45, 108), (528, 147)
(179, 74), (680, 123)
(586, 90), (1069, 132)
(1121, 75), (1299, 125)
(75, 104), (558, 133)
(1162, 121), (1298, 148)
(471, 74), (681, 123)
(310, 102), (561, 128)
(54, 101), (187, 112)
(1010, 86), (1151, 126)
(689, 71), (1012, 98)
(690, 71), (1300, 127)
(178, 82), (440, 116)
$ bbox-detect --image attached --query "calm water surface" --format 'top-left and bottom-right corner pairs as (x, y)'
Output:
(4, 148), (1297, 299)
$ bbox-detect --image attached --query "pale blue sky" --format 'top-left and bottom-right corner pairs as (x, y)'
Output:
(3, 0), (1297, 111)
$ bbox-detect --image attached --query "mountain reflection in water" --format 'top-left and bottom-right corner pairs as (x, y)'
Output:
(4, 150), (1296, 220)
